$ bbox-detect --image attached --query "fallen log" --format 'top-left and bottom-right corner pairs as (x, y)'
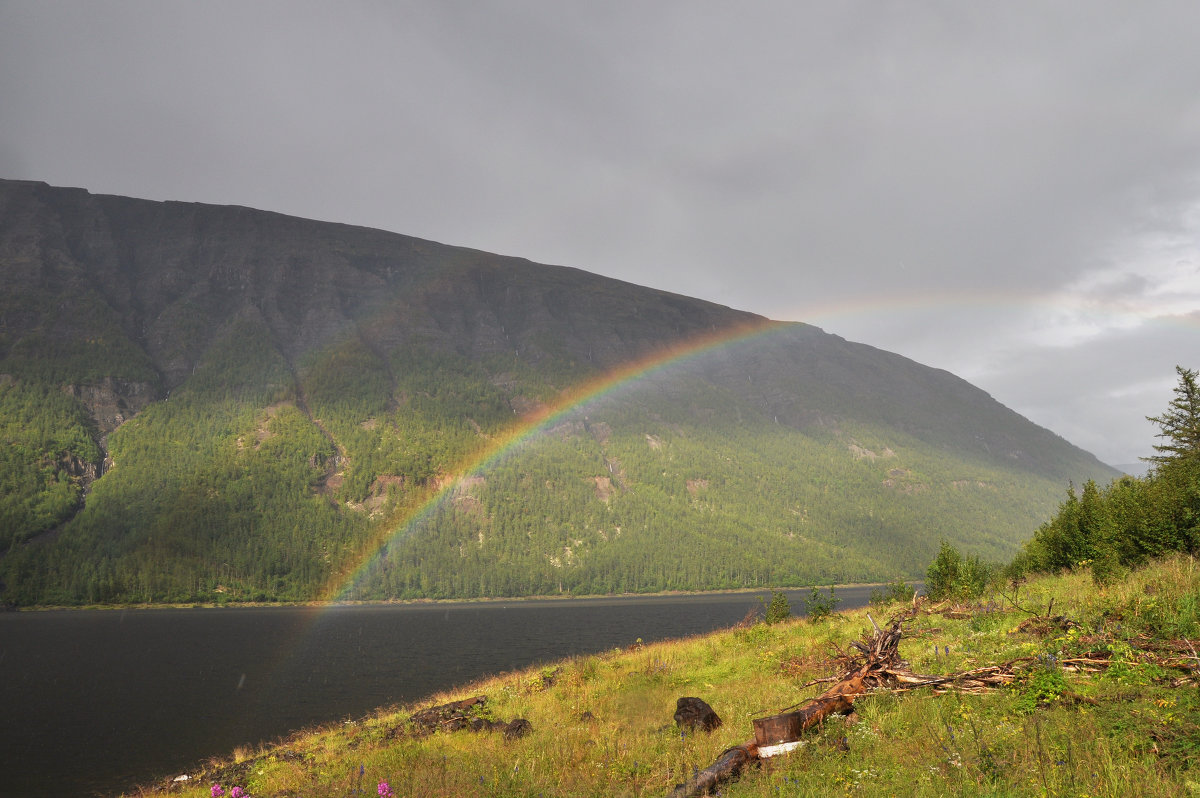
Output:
(665, 744), (760, 798)
(664, 614), (907, 798)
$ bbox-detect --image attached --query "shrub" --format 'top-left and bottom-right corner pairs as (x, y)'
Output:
(761, 590), (791, 624)
(1013, 656), (1067, 714)
(925, 541), (995, 602)
(802, 585), (839, 621)
(870, 578), (914, 607)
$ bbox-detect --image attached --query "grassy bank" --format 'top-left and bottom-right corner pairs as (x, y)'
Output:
(141, 556), (1200, 797)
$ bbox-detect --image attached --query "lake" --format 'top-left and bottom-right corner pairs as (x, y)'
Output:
(0, 586), (874, 797)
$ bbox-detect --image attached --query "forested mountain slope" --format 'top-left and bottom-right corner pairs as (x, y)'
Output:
(0, 179), (1118, 604)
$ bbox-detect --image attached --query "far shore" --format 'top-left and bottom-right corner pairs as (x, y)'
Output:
(9, 580), (918, 612)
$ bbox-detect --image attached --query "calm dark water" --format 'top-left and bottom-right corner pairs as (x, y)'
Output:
(0, 587), (871, 797)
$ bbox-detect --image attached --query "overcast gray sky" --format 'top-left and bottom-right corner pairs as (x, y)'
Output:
(2, 1), (1197, 467)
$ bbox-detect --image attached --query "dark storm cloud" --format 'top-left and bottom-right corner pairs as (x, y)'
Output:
(1, 0), (1197, 463)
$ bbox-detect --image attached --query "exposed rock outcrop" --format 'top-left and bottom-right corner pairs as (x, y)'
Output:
(402, 696), (532, 741)
(62, 378), (157, 437)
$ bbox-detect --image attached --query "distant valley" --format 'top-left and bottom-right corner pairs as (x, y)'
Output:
(0, 179), (1118, 604)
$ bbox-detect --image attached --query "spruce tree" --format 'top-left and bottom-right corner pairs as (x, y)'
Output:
(1145, 366), (1200, 465)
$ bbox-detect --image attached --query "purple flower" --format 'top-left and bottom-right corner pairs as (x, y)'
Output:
(211, 786), (224, 798)
(378, 781), (395, 798)
(229, 787), (248, 798)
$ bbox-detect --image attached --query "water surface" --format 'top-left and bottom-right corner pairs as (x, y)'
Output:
(0, 586), (872, 796)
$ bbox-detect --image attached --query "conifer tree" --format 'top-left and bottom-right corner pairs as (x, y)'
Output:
(1145, 366), (1200, 465)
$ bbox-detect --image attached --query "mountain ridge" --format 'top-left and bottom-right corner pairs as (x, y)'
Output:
(0, 178), (1117, 604)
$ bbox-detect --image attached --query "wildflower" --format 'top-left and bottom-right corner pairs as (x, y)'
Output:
(377, 781), (395, 798)
(211, 786), (224, 798)
(230, 787), (248, 798)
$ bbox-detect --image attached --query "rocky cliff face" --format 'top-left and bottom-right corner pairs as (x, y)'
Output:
(62, 377), (157, 436)
(60, 377), (158, 477)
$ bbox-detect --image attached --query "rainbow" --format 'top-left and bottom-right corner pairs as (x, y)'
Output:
(316, 291), (1199, 602)
(318, 315), (785, 602)
(775, 290), (1200, 339)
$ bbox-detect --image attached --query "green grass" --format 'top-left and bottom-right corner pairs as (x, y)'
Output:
(137, 554), (1200, 797)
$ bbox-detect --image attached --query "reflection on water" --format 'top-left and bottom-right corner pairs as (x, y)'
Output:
(0, 586), (870, 797)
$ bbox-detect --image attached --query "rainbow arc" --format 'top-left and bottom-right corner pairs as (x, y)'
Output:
(319, 316), (785, 602)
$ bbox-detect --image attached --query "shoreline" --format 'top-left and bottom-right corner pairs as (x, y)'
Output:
(8, 580), (911, 612)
